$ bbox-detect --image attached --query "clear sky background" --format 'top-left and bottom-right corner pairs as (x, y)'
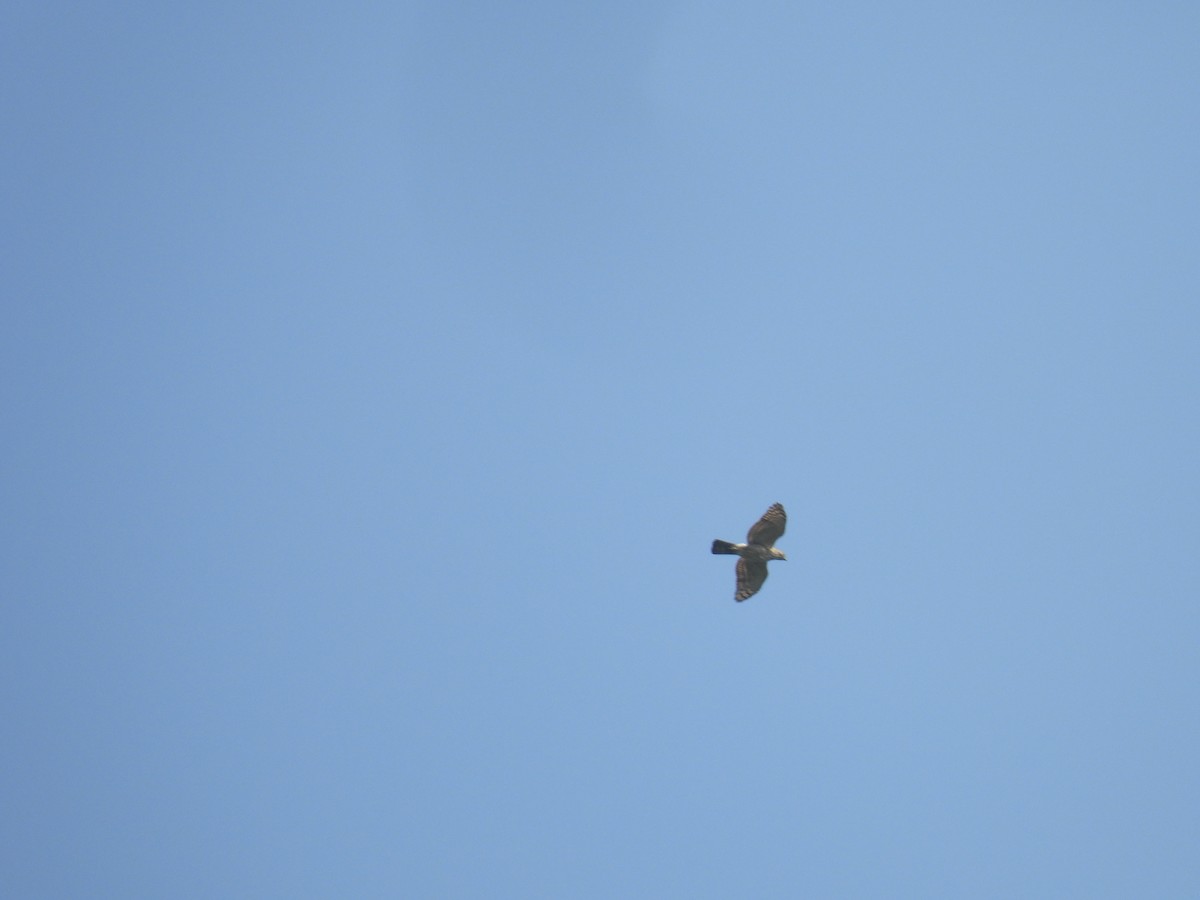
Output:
(4, 2), (1199, 897)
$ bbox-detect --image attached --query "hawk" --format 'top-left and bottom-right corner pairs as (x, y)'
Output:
(711, 503), (787, 602)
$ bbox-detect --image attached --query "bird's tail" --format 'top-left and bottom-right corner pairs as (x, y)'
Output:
(711, 539), (739, 555)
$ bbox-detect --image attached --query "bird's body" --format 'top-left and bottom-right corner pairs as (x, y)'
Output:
(711, 503), (787, 602)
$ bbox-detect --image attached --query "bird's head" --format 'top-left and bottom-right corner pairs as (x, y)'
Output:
(770, 548), (787, 561)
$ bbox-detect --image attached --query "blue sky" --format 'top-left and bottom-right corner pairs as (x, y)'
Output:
(4, 2), (1199, 897)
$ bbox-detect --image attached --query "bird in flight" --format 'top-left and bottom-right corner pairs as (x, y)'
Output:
(711, 503), (787, 602)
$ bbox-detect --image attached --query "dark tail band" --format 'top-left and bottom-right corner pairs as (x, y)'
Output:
(711, 539), (738, 555)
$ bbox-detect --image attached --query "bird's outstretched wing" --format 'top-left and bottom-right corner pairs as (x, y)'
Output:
(746, 503), (786, 547)
(735, 558), (769, 602)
